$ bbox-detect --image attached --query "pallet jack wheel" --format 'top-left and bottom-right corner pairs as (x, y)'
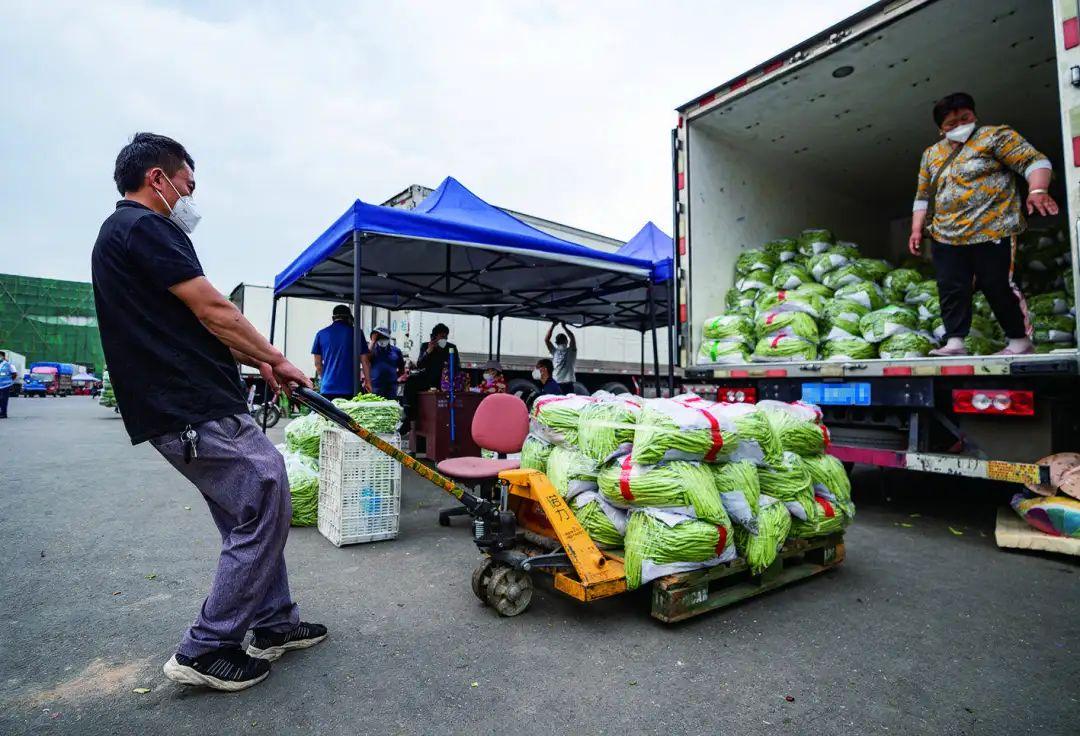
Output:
(471, 558), (496, 603)
(484, 565), (533, 617)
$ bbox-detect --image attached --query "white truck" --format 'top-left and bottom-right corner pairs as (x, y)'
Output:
(674, 0), (1080, 486)
(233, 185), (671, 401)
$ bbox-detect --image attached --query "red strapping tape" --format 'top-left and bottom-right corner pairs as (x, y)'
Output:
(714, 524), (728, 556)
(619, 455), (635, 500)
(815, 496), (836, 518)
(777, 290), (787, 301)
(821, 425), (831, 448)
(766, 313), (776, 325)
(770, 334), (783, 349)
(695, 407), (724, 462)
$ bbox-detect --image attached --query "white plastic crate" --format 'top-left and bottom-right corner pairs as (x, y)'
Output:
(318, 428), (401, 546)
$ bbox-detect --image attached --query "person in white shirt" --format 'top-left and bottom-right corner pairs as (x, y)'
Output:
(544, 320), (577, 394)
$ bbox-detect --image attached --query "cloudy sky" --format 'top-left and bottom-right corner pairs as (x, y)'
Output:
(3, 0), (870, 290)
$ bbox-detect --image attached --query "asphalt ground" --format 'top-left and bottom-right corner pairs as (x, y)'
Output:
(1, 396), (1077, 735)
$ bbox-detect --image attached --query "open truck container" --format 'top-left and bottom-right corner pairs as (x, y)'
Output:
(675, 0), (1080, 485)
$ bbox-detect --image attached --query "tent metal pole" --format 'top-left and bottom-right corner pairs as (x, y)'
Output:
(639, 330), (645, 393)
(353, 231), (363, 395)
(496, 315), (503, 361)
(648, 284), (661, 397)
(487, 316), (494, 360)
(260, 295), (279, 434)
(667, 280), (676, 395)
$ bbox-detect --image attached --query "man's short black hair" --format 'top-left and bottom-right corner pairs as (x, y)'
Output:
(332, 304), (351, 319)
(431, 323), (450, 338)
(0, 350), (5, 358)
(555, 333), (568, 344)
(113, 132), (194, 195)
(536, 358), (554, 374)
(932, 92), (976, 127)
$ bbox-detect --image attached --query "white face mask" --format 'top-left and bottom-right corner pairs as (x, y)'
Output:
(483, 372), (494, 381)
(155, 171), (201, 234)
(531, 368), (542, 381)
(437, 338), (448, 349)
(944, 122), (976, 143)
(377, 338), (390, 347)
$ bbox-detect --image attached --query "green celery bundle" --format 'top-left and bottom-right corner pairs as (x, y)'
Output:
(856, 258), (892, 283)
(702, 314), (755, 345)
(546, 445), (599, 498)
(808, 251), (851, 282)
(904, 280), (939, 306)
(822, 338), (878, 360)
(725, 287), (758, 311)
(821, 299), (869, 340)
(631, 399), (738, 465)
(623, 509), (734, 590)
(796, 228), (835, 256)
(877, 332), (934, 359)
(764, 238), (799, 263)
(737, 269), (774, 292)
(751, 334), (817, 362)
(572, 491), (626, 548)
(736, 249), (779, 275)
(577, 396), (641, 463)
(1028, 291), (1070, 316)
(520, 433), (554, 473)
(284, 412), (325, 459)
(964, 335), (1005, 355)
(757, 451), (813, 501)
(760, 406), (829, 457)
(821, 262), (872, 290)
(834, 281), (887, 311)
(531, 395), (593, 446)
(699, 339), (751, 364)
(803, 454), (854, 518)
(859, 305), (918, 343)
(883, 268), (922, 303)
(755, 311), (818, 341)
(734, 500), (792, 574)
(828, 242), (861, 259)
(1033, 314), (1076, 343)
(597, 456), (727, 524)
(713, 460), (763, 532)
(755, 288), (826, 319)
(772, 262), (813, 290)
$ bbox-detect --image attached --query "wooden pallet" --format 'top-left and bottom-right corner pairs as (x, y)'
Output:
(650, 534), (845, 623)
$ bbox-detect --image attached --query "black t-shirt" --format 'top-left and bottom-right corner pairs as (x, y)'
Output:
(91, 201), (247, 444)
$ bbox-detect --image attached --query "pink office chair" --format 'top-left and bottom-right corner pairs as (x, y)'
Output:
(436, 393), (530, 526)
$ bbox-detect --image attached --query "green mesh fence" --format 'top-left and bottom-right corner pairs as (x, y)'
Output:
(0, 274), (105, 373)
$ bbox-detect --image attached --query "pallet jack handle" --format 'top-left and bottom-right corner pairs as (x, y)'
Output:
(290, 387), (495, 519)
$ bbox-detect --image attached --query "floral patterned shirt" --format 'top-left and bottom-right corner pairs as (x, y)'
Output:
(913, 125), (1051, 245)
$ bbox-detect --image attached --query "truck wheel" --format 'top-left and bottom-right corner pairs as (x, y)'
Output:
(600, 381), (632, 396)
(570, 381), (590, 396)
(507, 378), (539, 409)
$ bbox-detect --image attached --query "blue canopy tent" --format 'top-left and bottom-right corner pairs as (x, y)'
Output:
(272, 177), (673, 396)
(616, 221), (676, 390)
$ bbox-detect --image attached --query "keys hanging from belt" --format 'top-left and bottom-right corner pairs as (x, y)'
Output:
(182, 425), (199, 464)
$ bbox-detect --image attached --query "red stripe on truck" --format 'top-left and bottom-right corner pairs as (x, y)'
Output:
(1073, 136), (1080, 167)
(678, 236), (686, 256)
(763, 60), (784, 74)
(677, 172), (685, 190)
(940, 365), (974, 376)
(828, 445), (906, 469)
(679, 304), (688, 323)
(697, 93), (716, 108)
(883, 366), (913, 376)
(1066, 17), (1080, 49)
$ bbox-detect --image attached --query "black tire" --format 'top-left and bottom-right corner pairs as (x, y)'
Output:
(507, 378), (540, 409)
(600, 381), (632, 396)
(254, 404), (281, 429)
(570, 381), (590, 396)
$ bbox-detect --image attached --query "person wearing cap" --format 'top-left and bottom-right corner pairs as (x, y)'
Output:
(368, 326), (404, 401)
(479, 360), (507, 395)
(312, 305), (370, 400)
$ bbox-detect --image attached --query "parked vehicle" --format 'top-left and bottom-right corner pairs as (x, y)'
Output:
(672, 0), (1080, 486)
(24, 362), (74, 397)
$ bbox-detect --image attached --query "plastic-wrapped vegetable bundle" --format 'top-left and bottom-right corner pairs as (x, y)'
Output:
(860, 305), (918, 343)
(725, 287), (757, 311)
(702, 314), (755, 345)
(752, 334), (817, 362)
(284, 412), (325, 459)
(699, 339), (751, 364)
(772, 262), (813, 290)
(1033, 314), (1076, 344)
(969, 314), (1002, 340)
(796, 228), (834, 256)
(822, 338), (878, 360)
(883, 268), (923, 303)
(755, 311), (818, 341)
(577, 394), (641, 463)
(926, 316), (946, 342)
(822, 262), (872, 290)
(808, 251), (850, 282)
(821, 299), (869, 340)
(856, 258), (892, 283)
(964, 336), (1005, 355)
(764, 238), (799, 263)
(623, 508), (736, 590)
(598, 456), (728, 525)
(736, 249), (779, 275)
(834, 281), (887, 311)
(794, 282), (833, 299)
(755, 288), (826, 319)
(733, 500), (792, 574)
(572, 491), (627, 548)
(736, 269), (774, 292)
(712, 460), (763, 532)
(803, 454), (854, 518)
(278, 447), (319, 526)
(546, 445), (599, 499)
(759, 403), (830, 457)
(531, 395), (593, 446)
(333, 395), (402, 433)
(904, 280), (938, 306)
(789, 495), (850, 538)
(972, 291), (993, 318)
(631, 399), (736, 465)
(520, 433), (554, 472)
(757, 451), (813, 502)
(827, 242), (861, 260)
(916, 296), (940, 323)
(878, 332), (934, 359)
(1029, 291), (1070, 316)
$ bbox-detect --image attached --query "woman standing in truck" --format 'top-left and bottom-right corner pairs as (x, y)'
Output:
(908, 92), (1058, 356)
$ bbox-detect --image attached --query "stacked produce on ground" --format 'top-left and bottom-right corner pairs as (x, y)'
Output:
(278, 393), (402, 527)
(99, 370), (117, 409)
(527, 391), (853, 590)
(700, 225), (1074, 363)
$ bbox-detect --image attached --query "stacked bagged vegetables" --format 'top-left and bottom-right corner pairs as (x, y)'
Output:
(577, 392), (642, 463)
(546, 445), (599, 499)
(572, 491), (627, 548)
(623, 508), (736, 590)
(520, 433), (554, 473)
(276, 444), (320, 527)
(332, 393), (402, 433)
(530, 394), (594, 446)
(700, 314), (755, 364)
(285, 412), (325, 459)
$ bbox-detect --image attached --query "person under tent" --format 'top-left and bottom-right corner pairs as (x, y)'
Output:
(478, 360), (507, 394)
(312, 304), (370, 399)
(908, 91), (1058, 357)
(367, 325), (404, 401)
(544, 320), (577, 393)
(533, 358), (562, 396)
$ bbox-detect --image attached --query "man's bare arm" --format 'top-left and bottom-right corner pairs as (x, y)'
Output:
(312, 354), (323, 378)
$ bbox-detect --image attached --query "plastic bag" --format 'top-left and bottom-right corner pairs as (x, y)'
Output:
(623, 508), (736, 590)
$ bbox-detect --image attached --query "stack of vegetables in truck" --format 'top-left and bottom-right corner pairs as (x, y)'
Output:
(673, 0), (1079, 487)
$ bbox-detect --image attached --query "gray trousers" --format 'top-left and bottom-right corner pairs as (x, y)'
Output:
(151, 413), (299, 657)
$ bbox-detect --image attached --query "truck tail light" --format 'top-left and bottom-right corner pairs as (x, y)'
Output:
(717, 386), (756, 404)
(952, 389), (1034, 416)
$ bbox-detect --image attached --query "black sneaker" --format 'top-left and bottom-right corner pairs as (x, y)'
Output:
(246, 621), (328, 661)
(163, 649), (270, 691)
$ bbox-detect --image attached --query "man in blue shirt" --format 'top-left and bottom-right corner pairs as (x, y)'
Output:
(0, 350), (16, 418)
(533, 358), (563, 396)
(367, 326), (404, 400)
(311, 305), (369, 399)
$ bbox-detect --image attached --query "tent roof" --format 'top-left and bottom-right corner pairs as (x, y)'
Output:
(274, 177), (669, 331)
(617, 221), (674, 283)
